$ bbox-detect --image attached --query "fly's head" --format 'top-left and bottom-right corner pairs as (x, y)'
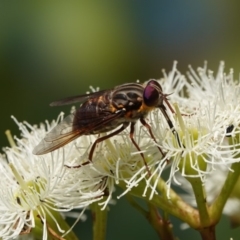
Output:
(143, 80), (165, 108)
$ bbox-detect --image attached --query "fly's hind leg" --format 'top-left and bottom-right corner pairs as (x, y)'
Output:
(88, 122), (129, 161)
(65, 123), (129, 169)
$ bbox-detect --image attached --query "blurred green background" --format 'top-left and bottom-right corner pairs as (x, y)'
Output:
(1, 1), (240, 239)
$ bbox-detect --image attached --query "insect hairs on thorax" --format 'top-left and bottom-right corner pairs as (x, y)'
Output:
(111, 83), (144, 112)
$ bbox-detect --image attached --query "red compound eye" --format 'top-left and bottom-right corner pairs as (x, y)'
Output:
(143, 80), (162, 107)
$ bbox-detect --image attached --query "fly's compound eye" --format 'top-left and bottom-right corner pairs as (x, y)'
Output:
(143, 80), (163, 107)
(148, 80), (162, 92)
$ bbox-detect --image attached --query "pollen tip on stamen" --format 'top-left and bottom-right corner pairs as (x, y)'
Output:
(9, 163), (29, 192)
(11, 115), (19, 125)
(173, 103), (185, 132)
(5, 130), (17, 148)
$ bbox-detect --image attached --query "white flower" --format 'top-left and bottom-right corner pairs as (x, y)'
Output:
(185, 61), (240, 163)
(3, 61), (240, 239)
(178, 163), (240, 227)
(123, 62), (240, 199)
(0, 115), (104, 240)
(89, 121), (163, 201)
(82, 63), (190, 199)
(171, 62), (240, 227)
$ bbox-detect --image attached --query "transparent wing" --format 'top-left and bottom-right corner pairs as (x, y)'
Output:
(33, 109), (125, 155)
(32, 114), (81, 155)
(50, 89), (108, 106)
(50, 82), (144, 107)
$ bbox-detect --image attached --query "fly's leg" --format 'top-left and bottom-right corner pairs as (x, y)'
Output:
(64, 160), (91, 168)
(159, 104), (182, 148)
(88, 123), (129, 161)
(164, 97), (190, 117)
(130, 122), (151, 177)
(140, 118), (166, 157)
(65, 123), (129, 169)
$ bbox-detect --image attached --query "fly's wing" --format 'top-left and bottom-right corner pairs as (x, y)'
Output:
(50, 89), (108, 106)
(32, 114), (81, 155)
(33, 83), (140, 155)
(50, 82), (144, 107)
(32, 109), (126, 155)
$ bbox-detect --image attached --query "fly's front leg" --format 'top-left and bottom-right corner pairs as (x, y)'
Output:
(140, 118), (166, 157)
(159, 105), (182, 148)
(130, 122), (151, 177)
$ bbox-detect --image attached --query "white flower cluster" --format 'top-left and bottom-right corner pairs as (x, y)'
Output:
(1, 62), (240, 239)
(0, 115), (104, 239)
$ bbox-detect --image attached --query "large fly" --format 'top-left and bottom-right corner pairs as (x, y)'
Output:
(33, 80), (181, 174)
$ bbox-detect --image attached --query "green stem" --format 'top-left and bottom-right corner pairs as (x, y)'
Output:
(126, 194), (148, 217)
(151, 175), (200, 228)
(33, 208), (79, 240)
(210, 161), (240, 221)
(199, 225), (216, 240)
(188, 177), (210, 227)
(149, 191), (199, 228)
(91, 201), (108, 240)
(126, 195), (176, 240)
(147, 203), (176, 240)
(121, 176), (199, 228)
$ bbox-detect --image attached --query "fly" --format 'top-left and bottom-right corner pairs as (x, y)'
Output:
(33, 80), (181, 174)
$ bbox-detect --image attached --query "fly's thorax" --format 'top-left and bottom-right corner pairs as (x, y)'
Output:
(121, 102), (154, 121)
(110, 82), (159, 120)
(78, 94), (114, 115)
(111, 83), (144, 111)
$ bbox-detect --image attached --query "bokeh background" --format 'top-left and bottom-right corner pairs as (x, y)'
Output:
(1, 1), (240, 239)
